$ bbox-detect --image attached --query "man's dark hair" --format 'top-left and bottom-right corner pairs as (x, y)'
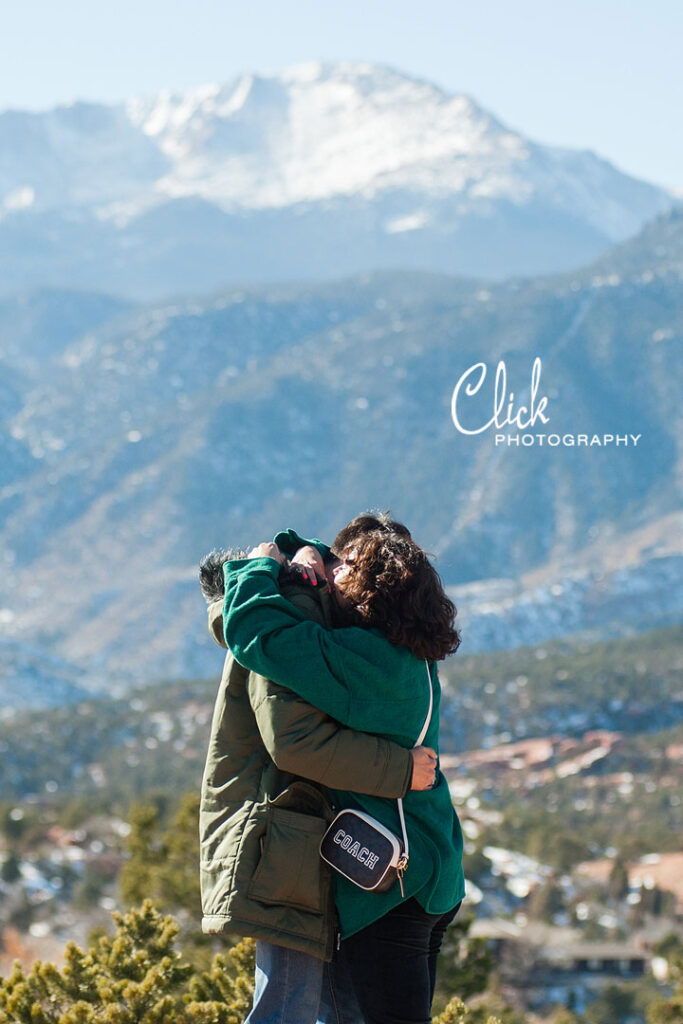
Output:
(199, 547), (319, 604)
(199, 549), (245, 604)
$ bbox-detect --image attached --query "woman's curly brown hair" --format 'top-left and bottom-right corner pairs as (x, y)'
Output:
(332, 516), (461, 662)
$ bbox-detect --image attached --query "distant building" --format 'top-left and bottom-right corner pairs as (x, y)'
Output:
(469, 919), (651, 1014)
(577, 852), (683, 913)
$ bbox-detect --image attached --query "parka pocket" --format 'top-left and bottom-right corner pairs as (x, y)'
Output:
(248, 805), (328, 914)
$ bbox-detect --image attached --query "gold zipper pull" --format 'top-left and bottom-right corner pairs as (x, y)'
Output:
(397, 856), (408, 898)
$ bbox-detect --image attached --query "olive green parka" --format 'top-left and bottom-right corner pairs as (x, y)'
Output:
(199, 575), (413, 961)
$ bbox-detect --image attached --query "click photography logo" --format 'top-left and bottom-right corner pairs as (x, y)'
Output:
(451, 357), (643, 448)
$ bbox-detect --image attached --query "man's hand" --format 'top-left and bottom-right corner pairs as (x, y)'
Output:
(247, 542), (286, 565)
(410, 746), (438, 791)
(291, 545), (326, 586)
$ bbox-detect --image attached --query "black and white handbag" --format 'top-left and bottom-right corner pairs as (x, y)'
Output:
(319, 659), (434, 897)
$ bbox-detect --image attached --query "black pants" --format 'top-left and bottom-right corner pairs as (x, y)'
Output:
(337, 898), (461, 1024)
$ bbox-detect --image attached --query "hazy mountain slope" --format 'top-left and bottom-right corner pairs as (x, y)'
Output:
(0, 210), (680, 700)
(0, 289), (132, 369)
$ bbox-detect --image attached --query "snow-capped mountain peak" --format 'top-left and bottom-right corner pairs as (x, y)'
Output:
(0, 61), (674, 294)
(123, 61), (527, 210)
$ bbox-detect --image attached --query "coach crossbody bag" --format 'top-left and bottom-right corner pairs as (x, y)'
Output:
(319, 659), (434, 897)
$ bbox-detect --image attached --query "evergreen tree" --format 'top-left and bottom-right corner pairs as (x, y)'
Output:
(0, 851), (21, 884)
(0, 901), (254, 1024)
(119, 794), (214, 965)
(119, 804), (166, 908)
(119, 795), (201, 914)
(528, 881), (564, 923)
(647, 956), (683, 1024)
(432, 995), (502, 1023)
(548, 1008), (581, 1024)
(185, 939), (256, 1024)
(583, 982), (639, 1024)
(432, 911), (495, 1012)
(608, 856), (629, 901)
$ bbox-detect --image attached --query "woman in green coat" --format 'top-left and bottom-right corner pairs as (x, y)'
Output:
(223, 514), (465, 1024)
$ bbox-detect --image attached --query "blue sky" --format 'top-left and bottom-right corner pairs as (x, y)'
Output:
(3, 0), (681, 188)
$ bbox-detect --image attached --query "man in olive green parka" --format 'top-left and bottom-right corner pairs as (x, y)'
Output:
(200, 540), (434, 1022)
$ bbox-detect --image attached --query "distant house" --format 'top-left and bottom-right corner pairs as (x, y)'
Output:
(469, 920), (651, 1014)
(577, 851), (683, 913)
(545, 941), (647, 977)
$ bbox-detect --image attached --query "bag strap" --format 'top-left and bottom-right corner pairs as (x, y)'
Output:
(396, 659), (434, 868)
(414, 659), (434, 748)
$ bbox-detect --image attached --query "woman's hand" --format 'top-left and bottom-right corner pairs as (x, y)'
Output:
(247, 542), (286, 565)
(410, 746), (438, 791)
(291, 545), (326, 585)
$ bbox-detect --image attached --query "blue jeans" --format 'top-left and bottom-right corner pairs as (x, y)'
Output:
(245, 939), (364, 1024)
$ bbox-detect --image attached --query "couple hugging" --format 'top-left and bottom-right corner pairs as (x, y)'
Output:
(198, 511), (465, 1024)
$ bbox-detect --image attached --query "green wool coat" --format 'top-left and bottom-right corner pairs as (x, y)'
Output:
(200, 574), (413, 961)
(222, 534), (465, 939)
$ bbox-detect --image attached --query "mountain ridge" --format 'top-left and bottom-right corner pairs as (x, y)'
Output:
(0, 209), (680, 703)
(0, 61), (675, 297)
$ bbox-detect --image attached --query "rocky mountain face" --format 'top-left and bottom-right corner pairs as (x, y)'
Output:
(0, 62), (674, 298)
(0, 208), (680, 704)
